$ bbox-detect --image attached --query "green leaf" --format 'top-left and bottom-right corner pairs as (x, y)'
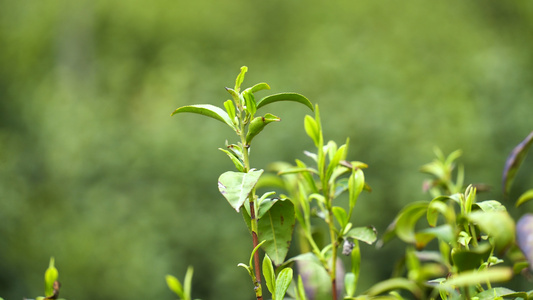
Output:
(414, 225), (454, 248)
(218, 148), (245, 172)
(440, 267), (512, 288)
(243, 90), (257, 116)
(263, 255), (276, 295)
(475, 288), (527, 300)
(394, 202), (429, 244)
(171, 104), (237, 131)
(474, 200), (506, 212)
(275, 268), (293, 300)
(332, 206), (348, 229)
(348, 168), (365, 214)
(44, 257), (58, 297)
(296, 275), (308, 300)
(235, 66), (248, 91)
(364, 278), (422, 298)
(166, 275), (185, 298)
(516, 189), (533, 207)
(257, 199), (296, 265)
(183, 266), (193, 300)
(245, 113), (281, 145)
(218, 170), (264, 212)
(247, 82), (271, 94)
(257, 93), (314, 111)
(503, 131), (533, 195)
(326, 143), (347, 183)
(304, 115), (320, 147)
(451, 242), (492, 272)
(223, 99), (236, 123)
(345, 226), (377, 245)
(467, 211), (515, 253)
(427, 196), (456, 227)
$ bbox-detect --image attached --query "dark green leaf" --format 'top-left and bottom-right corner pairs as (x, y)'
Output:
(218, 170), (264, 212)
(503, 131), (533, 195)
(257, 199), (296, 265)
(452, 243), (492, 272)
(171, 104), (237, 131)
(257, 93), (314, 111)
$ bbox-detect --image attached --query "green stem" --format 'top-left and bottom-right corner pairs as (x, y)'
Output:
(327, 206), (338, 300)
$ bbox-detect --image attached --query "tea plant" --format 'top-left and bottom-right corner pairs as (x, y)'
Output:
(262, 105), (376, 300)
(168, 66), (313, 300)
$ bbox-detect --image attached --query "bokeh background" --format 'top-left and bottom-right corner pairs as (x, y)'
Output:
(1, 0), (533, 299)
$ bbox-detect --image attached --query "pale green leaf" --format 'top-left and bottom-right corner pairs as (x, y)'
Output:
(44, 257), (58, 297)
(235, 66), (248, 91)
(166, 275), (184, 298)
(440, 267), (512, 288)
(184, 266), (193, 300)
(364, 278), (422, 298)
(263, 255), (276, 295)
(275, 268), (293, 300)
(218, 170), (264, 212)
(171, 104), (237, 131)
(467, 211), (515, 253)
(345, 226), (377, 245)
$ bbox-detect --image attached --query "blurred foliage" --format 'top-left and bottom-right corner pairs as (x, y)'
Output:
(1, 0), (532, 299)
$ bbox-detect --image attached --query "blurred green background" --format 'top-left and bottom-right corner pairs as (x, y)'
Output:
(1, 0), (533, 299)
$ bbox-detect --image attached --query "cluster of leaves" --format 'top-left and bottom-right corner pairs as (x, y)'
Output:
(262, 105), (376, 300)
(370, 131), (533, 300)
(168, 66), (313, 300)
(167, 67), (533, 300)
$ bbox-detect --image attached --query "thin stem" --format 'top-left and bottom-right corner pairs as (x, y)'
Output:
(240, 117), (263, 300)
(327, 207), (338, 300)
